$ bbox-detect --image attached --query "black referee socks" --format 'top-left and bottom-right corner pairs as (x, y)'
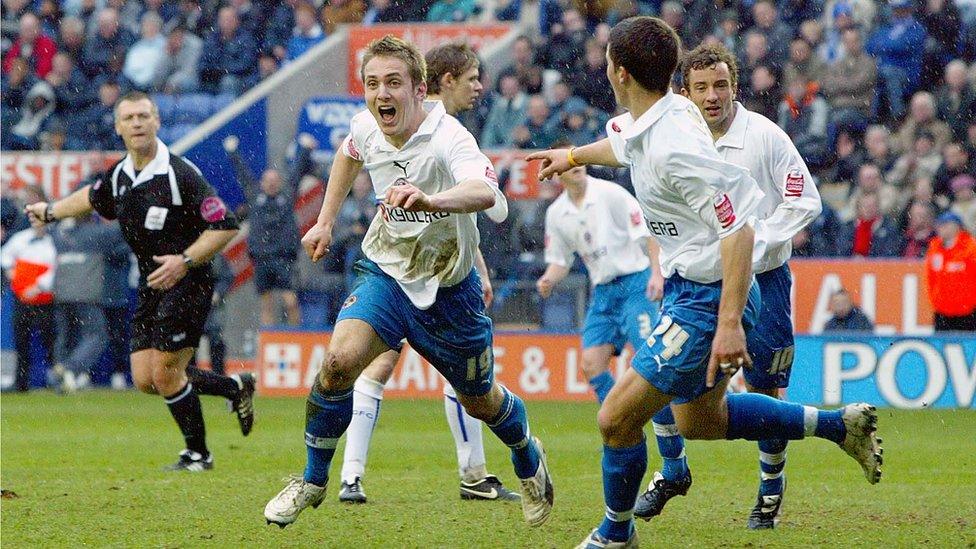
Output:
(187, 366), (240, 400)
(164, 382), (208, 456)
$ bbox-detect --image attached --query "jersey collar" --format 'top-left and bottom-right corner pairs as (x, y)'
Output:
(714, 102), (748, 150)
(621, 90), (676, 141)
(121, 138), (170, 187)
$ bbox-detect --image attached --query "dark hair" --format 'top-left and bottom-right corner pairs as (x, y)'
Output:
(608, 16), (681, 95)
(425, 42), (478, 94)
(681, 43), (739, 92)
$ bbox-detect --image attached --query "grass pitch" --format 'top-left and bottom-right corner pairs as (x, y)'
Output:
(1, 392), (974, 548)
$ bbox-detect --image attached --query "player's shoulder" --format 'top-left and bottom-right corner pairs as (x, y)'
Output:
(742, 107), (792, 147)
(349, 109), (380, 139)
(546, 192), (572, 218)
(170, 153), (205, 179)
(430, 110), (474, 145)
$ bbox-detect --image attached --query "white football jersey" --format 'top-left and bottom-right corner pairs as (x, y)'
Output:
(606, 91), (764, 284)
(544, 176), (650, 285)
(715, 102), (822, 273)
(341, 101), (507, 309)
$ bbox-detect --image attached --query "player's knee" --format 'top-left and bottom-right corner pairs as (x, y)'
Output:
(597, 404), (641, 444)
(317, 350), (357, 391)
(133, 377), (155, 394)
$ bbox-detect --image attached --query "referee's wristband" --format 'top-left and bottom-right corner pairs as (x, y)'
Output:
(566, 147), (581, 168)
(43, 203), (57, 223)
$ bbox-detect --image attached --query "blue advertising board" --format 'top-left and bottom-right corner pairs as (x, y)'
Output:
(296, 96), (366, 155)
(787, 335), (976, 409)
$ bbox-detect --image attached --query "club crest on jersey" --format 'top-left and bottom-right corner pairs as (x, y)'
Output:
(713, 193), (736, 229)
(784, 169), (805, 198)
(341, 295), (357, 309)
(200, 196), (227, 222)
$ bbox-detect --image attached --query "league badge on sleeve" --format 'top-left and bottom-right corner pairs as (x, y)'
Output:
(200, 196), (228, 223)
(784, 169), (805, 198)
(713, 193), (736, 229)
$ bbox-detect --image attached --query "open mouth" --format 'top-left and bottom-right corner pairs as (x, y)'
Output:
(377, 105), (396, 124)
(704, 106), (721, 117)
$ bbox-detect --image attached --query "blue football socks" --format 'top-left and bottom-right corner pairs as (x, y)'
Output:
(486, 385), (540, 479)
(597, 440), (646, 542)
(303, 381), (354, 486)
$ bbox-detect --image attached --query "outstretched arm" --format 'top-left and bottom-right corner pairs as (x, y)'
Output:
(525, 139), (623, 180)
(303, 149), (364, 262)
(24, 185), (95, 226)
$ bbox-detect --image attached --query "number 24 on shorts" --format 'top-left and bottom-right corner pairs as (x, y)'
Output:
(645, 316), (690, 361)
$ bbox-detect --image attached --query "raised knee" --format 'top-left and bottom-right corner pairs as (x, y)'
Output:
(597, 405), (638, 444)
(317, 350), (356, 391)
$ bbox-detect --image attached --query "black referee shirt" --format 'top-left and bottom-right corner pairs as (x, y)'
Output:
(89, 139), (239, 284)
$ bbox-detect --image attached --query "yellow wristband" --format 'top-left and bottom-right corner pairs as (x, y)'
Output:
(566, 147), (580, 168)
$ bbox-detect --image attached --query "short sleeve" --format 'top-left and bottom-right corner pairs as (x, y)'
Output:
(444, 126), (508, 222)
(340, 112), (368, 162)
(179, 158), (239, 231)
(605, 115), (631, 167)
(543, 208), (574, 267)
(88, 173), (116, 220)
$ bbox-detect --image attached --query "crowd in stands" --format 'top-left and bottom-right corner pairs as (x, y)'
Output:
(2, 0), (975, 265)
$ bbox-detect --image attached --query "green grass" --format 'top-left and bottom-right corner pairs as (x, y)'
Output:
(2, 392), (974, 548)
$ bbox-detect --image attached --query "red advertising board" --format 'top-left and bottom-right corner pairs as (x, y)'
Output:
(258, 331), (635, 399)
(1, 151), (122, 200)
(347, 24), (512, 95)
(790, 259), (932, 334)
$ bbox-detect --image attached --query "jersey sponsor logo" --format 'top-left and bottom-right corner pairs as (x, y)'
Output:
(379, 202), (450, 224)
(345, 137), (361, 160)
(485, 166), (498, 184)
(713, 193), (736, 229)
(784, 169), (805, 198)
(647, 220), (679, 237)
(392, 160), (410, 178)
(630, 210), (643, 227)
(200, 196), (227, 223)
(144, 206), (168, 230)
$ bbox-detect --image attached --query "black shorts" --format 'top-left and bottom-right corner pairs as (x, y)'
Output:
(131, 273), (213, 353)
(253, 256), (295, 293)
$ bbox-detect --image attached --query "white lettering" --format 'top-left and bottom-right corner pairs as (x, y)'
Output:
(823, 342), (876, 405)
(810, 274), (842, 334)
(876, 340), (946, 408)
(519, 346), (550, 393)
(565, 348), (589, 394)
(303, 344), (327, 388)
(944, 344), (976, 407)
(902, 275), (933, 335)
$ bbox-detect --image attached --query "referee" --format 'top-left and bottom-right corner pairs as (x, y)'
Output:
(26, 92), (256, 472)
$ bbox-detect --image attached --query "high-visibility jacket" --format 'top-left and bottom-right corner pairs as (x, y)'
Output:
(925, 230), (976, 317)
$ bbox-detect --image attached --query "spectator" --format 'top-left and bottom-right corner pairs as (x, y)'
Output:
(933, 142), (973, 202)
(917, 0), (961, 92)
(547, 81), (587, 125)
(793, 202), (843, 257)
(822, 1), (876, 45)
(567, 38), (616, 114)
(201, 254), (234, 375)
(152, 25), (202, 94)
(783, 37), (827, 89)
(829, 129), (866, 184)
(224, 134), (306, 325)
(747, 0), (792, 66)
(902, 200), (937, 258)
(863, 124), (897, 172)
(334, 171), (377, 290)
(81, 8), (135, 79)
(925, 212), (976, 331)
(480, 74), (527, 148)
(740, 64), (780, 120)
(0, 186), (57, 392)
(842, 163), (902, 222)
(7, 80), (57, 150)
(141, 0), (180, 27)
(73, 80), (123, 151)
(56, 16), (86, 62)
(199, 7), (258, 95)
(172, 0), (206, 37)
(887, 130), (943, 192)
(1, 0), (31, 41)
(659, 2), (688, 46)
(838, 191), (905, 257)
(321, 0), (365, 34)
(949, 175), (976, 233)
(738, 31), (771, 97)
(821, 27), (875, 134)
(935, 60), (976, 141)
(494, 0), (521, 21)
(556, 101), (604, 146)
(122, 12), (166, 91)
(678, 0), (717, 48)
(286, 2), (325, 62)
(823, 288), (875, 332)
(798, 19), (828, 63)
(426, 0), (476, 22)
(2, 13), (57, 79)
(51, 213), (119, 392)
(778, 74), (829, 169)
(780, 0), (823, 29)
(45, 52), (94, 115)
(497, 35), (543, 95)
(543, 8), (588, 71)
(513, 95), (558, 150)
(227, 0), (263, 39)
(821, 1), (859, 63)
(712, 10), (740, 54)
(99, 218), (132, 391)
(866, 0), (926, 121)
(1, 58), (36, 143)
(254, 51), (280, 85)
(264, 0), (297, 59)
(893, 92), (953, 155)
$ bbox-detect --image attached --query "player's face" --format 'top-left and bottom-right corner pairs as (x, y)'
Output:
(449, 65), (483, 113)
(557, 165), (586, 188)
(114, 98), (160, 152)
(364, 56), (426, 142)
(683, 63), (735, 131)
(605, 48), (624, 107)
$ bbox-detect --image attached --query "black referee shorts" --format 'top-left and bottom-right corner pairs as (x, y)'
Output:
(131, 273), (214, 353)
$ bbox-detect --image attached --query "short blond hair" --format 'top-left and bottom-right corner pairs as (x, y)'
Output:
(361, 35), (427, 87)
